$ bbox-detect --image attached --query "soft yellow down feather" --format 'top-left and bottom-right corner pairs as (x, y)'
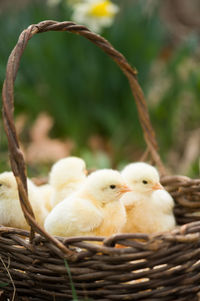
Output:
(44, 169), (131, 237)
(0, 172), (48, 230)
(49, 156), (87, 208)
(121, 162), (176, 234)
(38, 184), (54, 212)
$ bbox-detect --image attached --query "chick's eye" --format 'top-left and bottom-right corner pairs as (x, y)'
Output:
(110, 185), (116, 189)
(142, 180), (148, 184)
(0, 184), (2, 187)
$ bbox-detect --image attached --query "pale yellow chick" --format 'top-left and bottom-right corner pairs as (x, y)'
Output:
(49, 156), (87, 208)
(0, 172), (48, 230)
(121, 162), (176, 234)
(38, 184), (54, 212)
(44, 169), (131, 237)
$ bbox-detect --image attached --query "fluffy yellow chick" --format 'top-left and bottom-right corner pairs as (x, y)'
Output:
(121, 162), (176, 234)
(49, 156), (87, 208)
(0, 172), (48, 230)
(38, 184), (54, 212)
(44, 169), (131, 237)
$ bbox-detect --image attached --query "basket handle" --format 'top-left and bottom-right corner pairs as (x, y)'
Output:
(2, 20), (165, 256)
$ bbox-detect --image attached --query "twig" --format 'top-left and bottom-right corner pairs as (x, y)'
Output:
(140, 148), (150, 162)
(0, 256), (16, 301)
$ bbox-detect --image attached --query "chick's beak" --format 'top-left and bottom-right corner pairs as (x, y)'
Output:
(152, 182), (164, 190)
(119, 185), (132, 194)
(84, 169), (88, 176)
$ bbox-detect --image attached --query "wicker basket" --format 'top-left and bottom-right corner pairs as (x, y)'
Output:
(1, 20), (200, 301)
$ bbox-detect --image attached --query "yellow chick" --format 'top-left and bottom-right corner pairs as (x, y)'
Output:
(44, 169), (131, 237)
(121, 162), (176, 234)
(49, 156), (87, 208)
(0, 172), (48, 230)
(38, 184), (54, 212)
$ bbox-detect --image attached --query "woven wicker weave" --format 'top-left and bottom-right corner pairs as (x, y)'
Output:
(1, 20), (200, 301)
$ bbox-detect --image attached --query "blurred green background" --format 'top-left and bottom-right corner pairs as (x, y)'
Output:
(0, 0), (200, 178)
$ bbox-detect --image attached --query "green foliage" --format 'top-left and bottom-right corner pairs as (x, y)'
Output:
(0, 2), (163, 145)
(64, 259), (78, 301)
(0, 282), (8, 287)
(64, 259), (92, 301)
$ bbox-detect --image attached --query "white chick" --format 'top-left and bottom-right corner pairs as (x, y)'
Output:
(44, 169), (131, 237)
(49, 156), (87, 208)
(0, 172), (48, 230)
(121, 162), (176, 234)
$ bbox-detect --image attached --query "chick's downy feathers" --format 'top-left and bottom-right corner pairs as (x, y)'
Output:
(122, 162), (160, 193)
(49, 156), (87, 208)
(0, 172), (48, 230)
(45, 169), (130, 237)
(121, 162), (176, 234)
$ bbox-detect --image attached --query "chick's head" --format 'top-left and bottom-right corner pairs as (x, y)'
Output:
(0, 172), (18, 200)
(49, 156), (87, 189)
(121, 162), (163, 194)
(82, 169), (131, 204)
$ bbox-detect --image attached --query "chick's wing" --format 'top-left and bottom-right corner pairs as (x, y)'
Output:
(45, 197), (103, 237)
(70, 197), (103, 233)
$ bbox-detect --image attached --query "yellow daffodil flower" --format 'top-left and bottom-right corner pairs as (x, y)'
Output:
(70, 0), (119, 33)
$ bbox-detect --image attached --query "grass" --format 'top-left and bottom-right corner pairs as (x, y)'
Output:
(64, 259), (92, 301)
(0, 282), (8, 287)
(64, 259), (79, 301)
